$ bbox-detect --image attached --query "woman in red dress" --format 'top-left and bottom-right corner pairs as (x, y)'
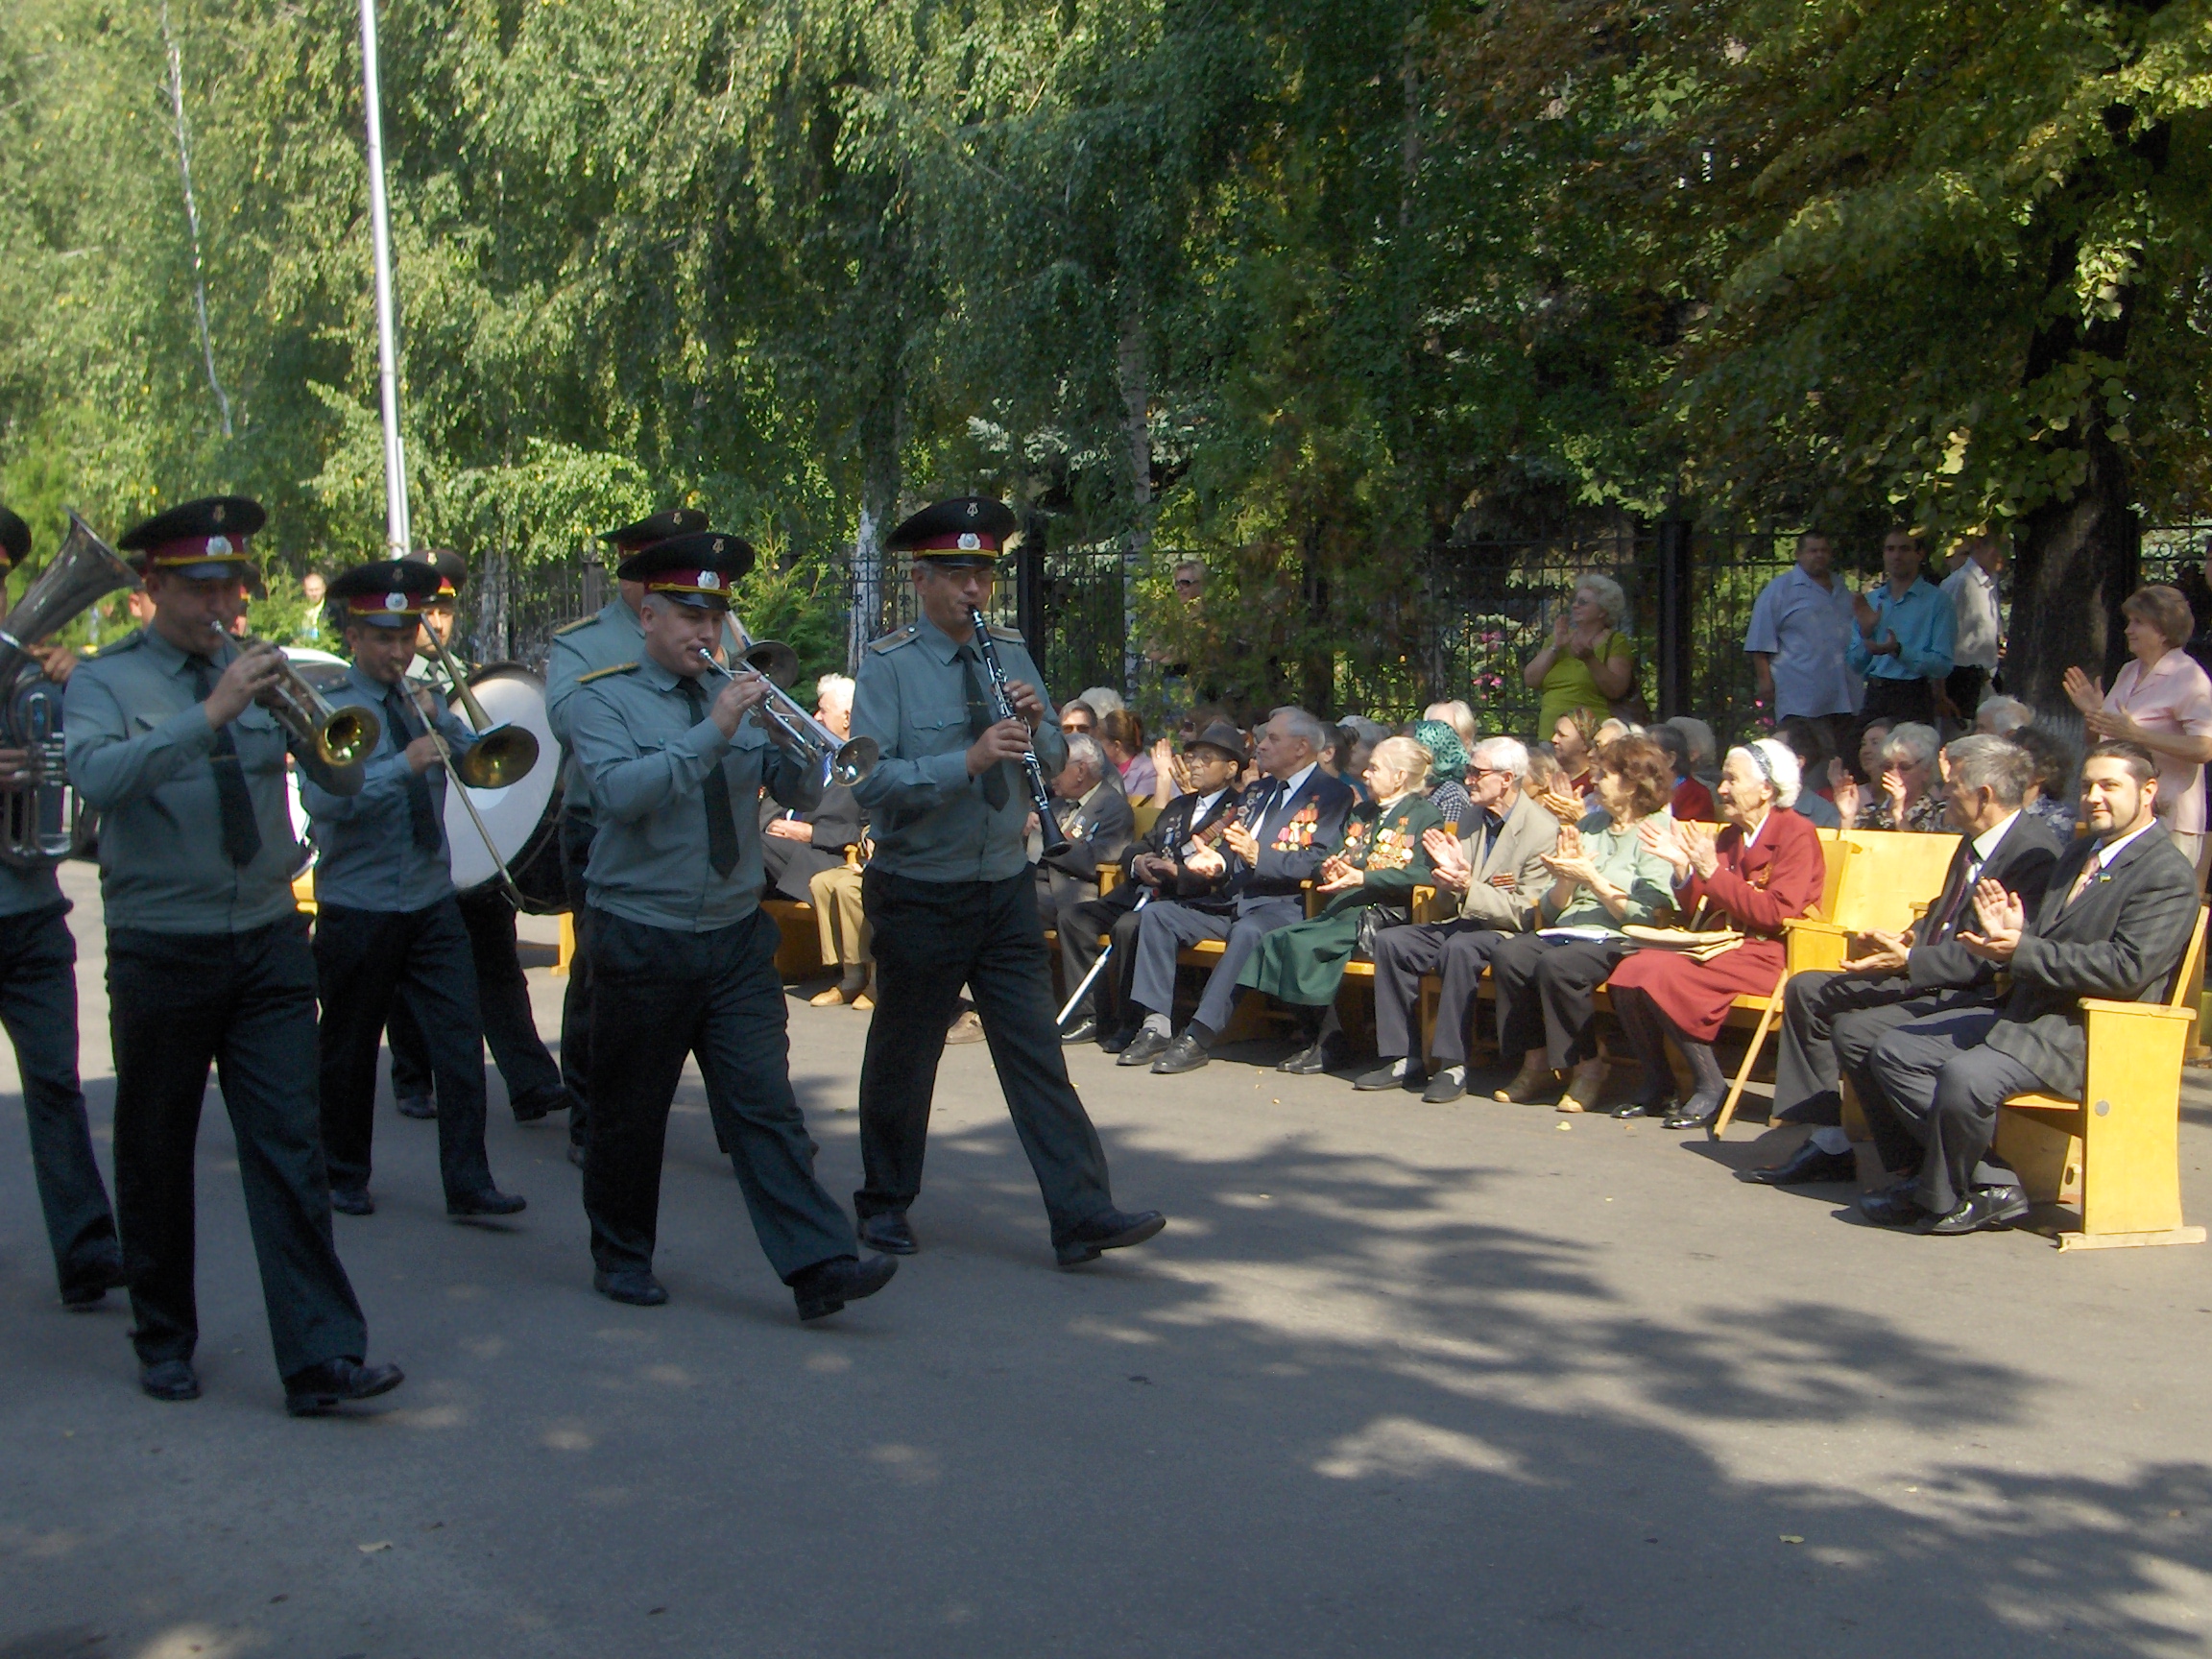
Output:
(1606, 737), (1827, 1129)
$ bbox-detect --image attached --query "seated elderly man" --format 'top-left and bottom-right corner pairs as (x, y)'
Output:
(1743, 735), (2063, 1187)
(1117, 708), (1354, 1074)
(1854, 741), (2200, 1234)
(761, 673), (863, 902)
(1356, 737), (1560, 1101)
(1975, 695), (2033, 737)
(1034, 732), (1135, 980)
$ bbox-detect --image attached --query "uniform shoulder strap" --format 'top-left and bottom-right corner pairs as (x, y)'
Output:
(985, 621), (1024, 643)
(868, 625), (917, 656)
(552, 615), (596, 637)
(576, 661), (638, 685)
(91, 629), (147, 658)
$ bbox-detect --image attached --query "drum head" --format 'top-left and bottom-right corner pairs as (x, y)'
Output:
(442, 663), (564, 897)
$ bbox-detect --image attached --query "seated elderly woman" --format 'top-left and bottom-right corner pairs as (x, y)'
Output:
(1413, 718), (1474, 829)
(1549, 706), (1602, 799)
(1240, 736), (1442, 1074)
(1482, 734), (1678, 1112)
(1607, 737), (1828, 1129)
(1834, 720), (1947, 830)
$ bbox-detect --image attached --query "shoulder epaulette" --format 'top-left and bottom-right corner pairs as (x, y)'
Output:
(552, 615), (597, 637)
(986, 621), (1024, 643)
(576, 661), (638, 685)
(89, 630), (147, 658)
(868, 625), (918, 655)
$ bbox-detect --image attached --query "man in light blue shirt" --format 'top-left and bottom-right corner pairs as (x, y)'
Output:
(1744, 531), (1862, 748)
(302, 559), (524, 1223)
(1847, 526), (1955, 734)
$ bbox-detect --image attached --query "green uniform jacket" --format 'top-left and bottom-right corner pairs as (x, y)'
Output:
(851, 615), (1068, 883)
(1238, 790), (1445, 1007)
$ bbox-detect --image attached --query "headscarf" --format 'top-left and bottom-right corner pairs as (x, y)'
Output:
(1413, 718), (1468, 781)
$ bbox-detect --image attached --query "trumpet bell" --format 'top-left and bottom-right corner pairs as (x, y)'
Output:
(449, 723), (540, 790)
(741, 639), (802, 690)
(830, 736), (879, 788)
(320, 704), (384, 769)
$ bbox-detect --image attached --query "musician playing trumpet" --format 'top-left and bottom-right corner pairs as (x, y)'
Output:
(565, 532), (898, 1320)
(301, 560), (526, 1223)
(64, 496), (405, 1416)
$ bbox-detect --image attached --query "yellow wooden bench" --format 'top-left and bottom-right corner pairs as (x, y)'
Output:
(1992, 905), (2208, 1250)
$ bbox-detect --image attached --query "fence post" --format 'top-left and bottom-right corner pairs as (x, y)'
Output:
(580, 545), (606, 618)
(1655, 515), (1693, 720)
(1016, 512), (1045, 646)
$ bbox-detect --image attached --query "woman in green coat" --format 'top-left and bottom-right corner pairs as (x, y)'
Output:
(1242, 735), (1444, 1074)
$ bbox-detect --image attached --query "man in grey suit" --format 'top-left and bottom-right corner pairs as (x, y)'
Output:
(1358, 735), (1562, 1103)
(1034, 732), (1135, 938)
(1744, 734), (2063, 1188)
(1856, 740), (2201, 1235)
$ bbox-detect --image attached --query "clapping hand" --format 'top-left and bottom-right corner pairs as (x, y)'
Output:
(1678, 819), (1719, 878)
(1316, 855), (1364, 895)
(1534, 785), (1583, 825)
(1637, 815), (1689, 879)
(1959, 877), (2026, 962)
(1542, 824), (1599, 888)
(1223, 818), (1262, 864)
(1185, 843), (1227, 878)
(1839, 928), (1913, 975)
(1828, 757), (1861, 827)
(1424, 826), (1472, 892)
(1880, 764), (1911, 821)
(2061, 665), (2105, 718)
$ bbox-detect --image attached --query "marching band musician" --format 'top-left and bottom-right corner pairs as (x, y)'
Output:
(301, 560), (527, 1221)
(566, 532), (898, 1319)
(848, 496), (1165, 1267)
(0, 503), (123, 1310)
(65, 496), (404, 1415)
(544, 507), (709, 1168)
(380, 547), (574, 1128)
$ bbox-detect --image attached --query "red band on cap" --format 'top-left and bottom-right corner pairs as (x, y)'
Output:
(643, 567), (730, 597)
(345, 590), (423, 617)
(146, 534), (251, 567)
(911, 532), (1000, 553)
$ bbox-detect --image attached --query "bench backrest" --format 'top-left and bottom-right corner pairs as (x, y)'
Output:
(1830, 830), (1962, 934)
(2161, 903), (2209, 1009)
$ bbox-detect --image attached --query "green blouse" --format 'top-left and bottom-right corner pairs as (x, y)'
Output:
(1537, 809), (1675, 932)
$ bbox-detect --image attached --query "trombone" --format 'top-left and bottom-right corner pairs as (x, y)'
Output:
(416, 623), (539, 789)
(211, 620), (382, 768)
(694, 643), (878, 787)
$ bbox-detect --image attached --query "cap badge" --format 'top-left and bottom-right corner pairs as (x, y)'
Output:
(966, 501), (978, 518)
(385, 591), (408, 611)
(711, 537), (726, 554)
(212, 504), (227, 524)
(957, 533), (980, 551)
(698, 570), (722, 591)
(206, 535), (232, 557)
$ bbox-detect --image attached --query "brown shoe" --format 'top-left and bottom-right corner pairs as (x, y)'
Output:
(946, 1010), (985, 1045)
(852, 992), (875, 1011)
(809, 985), (851, 1007)
(1560, 1058), (1608, 1114)
(1493, 1059), (1557, 1104)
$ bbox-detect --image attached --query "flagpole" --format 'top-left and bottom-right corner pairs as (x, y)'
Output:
(357, 0), (410, 559)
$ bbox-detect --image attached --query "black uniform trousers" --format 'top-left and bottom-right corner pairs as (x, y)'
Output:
(856, 868), (1113, 1244)
(1371, 918), (1511, 1066)
(385, 884), (565, 1114)
(1060, 893), (1146, 1028)
(107, 917), (367, 1376)
(2, 902), (119, 1295)
(1489, 931), (1634, 1070)
(314, 899), (496, 1203)
(1771, 970), (1980, 1126)
(1853, 1007), (2042, 1214)
(558, 810), (595, 1149)
(584, 907), (853, 1282)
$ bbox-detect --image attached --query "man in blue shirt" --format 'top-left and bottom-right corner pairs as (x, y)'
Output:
(1744, 530), (1862, 752)
(302, 560), (525, 1222)
(1848, 526), (1955, 740)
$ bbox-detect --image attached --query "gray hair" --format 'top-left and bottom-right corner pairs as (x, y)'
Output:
(1369, 734), (1431, 792)
(1062, 733), (1106, 777)
(815, 672), (854, 712)
(1575, 572), (1628, 629)
(1880, 721), (1941, 770)
(1663, 715), (1717, 771)
(1941, 734), (2033, 807)
(1728, 737), (1803, 810)
(1974, 694), (2033, 736)
(1076, 686), (1125, 717)
(1472, 735), (1529, 781)
(1269, 706), (1331, 756)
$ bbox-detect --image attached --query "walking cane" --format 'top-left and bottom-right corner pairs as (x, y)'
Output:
(1057, 889), (1151, 1028)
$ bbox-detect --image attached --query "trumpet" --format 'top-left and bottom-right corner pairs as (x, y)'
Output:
(214, 620), (381, 767)
(693, 643), (878, 787)
(417, 623), (538, 789)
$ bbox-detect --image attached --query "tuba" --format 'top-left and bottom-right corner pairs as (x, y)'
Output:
(0, 512), (142, 866)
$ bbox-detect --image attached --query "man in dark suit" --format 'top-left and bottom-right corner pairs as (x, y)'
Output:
(1034, 732), (1134, 1004)
(1117, 707), (1356, 1074)
(760, 672), (864, 902)
(1066, 721), (1246, 1047)
(1855, 740), (2200, 1234)
(1745, 734), (2063, 1187)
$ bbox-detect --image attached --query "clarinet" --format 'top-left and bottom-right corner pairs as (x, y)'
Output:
(966, 606), (1071, 857)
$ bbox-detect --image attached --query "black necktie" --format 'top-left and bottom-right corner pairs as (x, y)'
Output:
(381, 686), (443, 852)
(188, 657), (261, 867)
(680, 678), (740, 876)
(955, 645), (1010, 809)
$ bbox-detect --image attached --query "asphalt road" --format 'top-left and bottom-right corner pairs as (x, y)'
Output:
(6, 861), (2212, 1658)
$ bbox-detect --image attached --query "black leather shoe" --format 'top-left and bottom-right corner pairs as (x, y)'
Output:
(1056, 1208), (1167, 1266)
(284, 1358), (405, 1417)
(1662, 1092), (1723, 1132)
(1278, 1037), (1344, 1075)
(60, 1251), (126, 1310)
(395, 1094), (436, 1120)
(791, 1254), (899, 1321)
(1151, 1034), (1210, 1075)
(1354, 1062), (1417, 1092)
(139, 1359), (200, 1403)
(1925, 1185), (2031, 1236)
(1422, 1067), (1468, 1105)
(1097, 1025), (1139, 1054)
(593, 1268), (668, 1306)
(1117, 1029), (1172, 1067)
(858, 1211), (918, 1255)
(509, 1086), (574, 1124)
(1740, 1142), (1860, 1187)
(566, 1142), (587, 1169)
(1858, 1182), (1928, 1228)
(447, 1187), (527, 1218)
(1060, 1017), (1099, 1045)
(329, 1187), (374, 1216)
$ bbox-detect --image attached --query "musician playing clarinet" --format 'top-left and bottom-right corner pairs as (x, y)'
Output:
(849, 495), (1165, 1267)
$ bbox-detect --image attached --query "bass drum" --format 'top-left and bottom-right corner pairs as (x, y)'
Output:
(440, 662), (568, 913)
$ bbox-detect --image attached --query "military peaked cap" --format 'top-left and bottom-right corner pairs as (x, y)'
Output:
(616, 531), (756, 610)
(117, 496), (265, 578)
(327, 559), (443, 628)
(597, 508), (709, 553)
(884, 496), (1019, 566)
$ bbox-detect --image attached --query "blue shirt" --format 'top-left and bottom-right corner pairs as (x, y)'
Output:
(0, 858), (65, 919)
(1847, 575), (1955, 683)
(300, 664), (480, 913)
(1743, 565), (1863, 720)
(544, 598), (644, 825)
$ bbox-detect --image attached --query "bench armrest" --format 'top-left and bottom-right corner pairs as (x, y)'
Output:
(1782, 917), (1852, 974)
